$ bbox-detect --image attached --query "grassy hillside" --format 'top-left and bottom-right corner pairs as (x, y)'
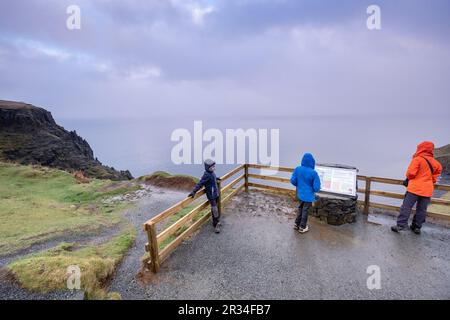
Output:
(8, 229), (135, 299)
(0, 162), (141, 299)
(0, 162), (138, 255)
(138, 170), (198, 191)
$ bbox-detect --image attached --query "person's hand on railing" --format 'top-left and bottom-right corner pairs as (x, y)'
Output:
(188, 191), (196, 198)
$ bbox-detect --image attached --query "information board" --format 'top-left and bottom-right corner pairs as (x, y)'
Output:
(315, 165), (357, 197)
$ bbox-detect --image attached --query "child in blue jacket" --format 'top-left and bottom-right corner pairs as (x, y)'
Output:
(290, 153), (321, 233)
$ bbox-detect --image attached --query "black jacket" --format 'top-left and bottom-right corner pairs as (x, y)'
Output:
(192, 161), (219, 200)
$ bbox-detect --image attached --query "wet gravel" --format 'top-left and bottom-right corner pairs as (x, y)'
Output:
(2, 187), (449, 300)
(0, 186), (187, 300)
(116, 190), (450, 300)
(0, 278), (85, 300)
(107, 188), (187, 297)
(0, 223), (125, 267)
(0, 223), (128, 300)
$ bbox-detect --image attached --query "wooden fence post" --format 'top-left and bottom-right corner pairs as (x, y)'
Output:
(217, 179), (222, 214)
(147, 222), (160, 273)
(364, 177), (371, 215)
(244, 164), (249, 192)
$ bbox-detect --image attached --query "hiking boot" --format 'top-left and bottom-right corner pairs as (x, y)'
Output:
(214, 225), (221, 233)
(391, 225), (405, 233)
(410, 225), (421, 235)
(293, 224), (299, 230)
(298, 225), (309, 234)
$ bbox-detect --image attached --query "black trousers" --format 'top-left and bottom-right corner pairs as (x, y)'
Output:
(397, 191), (430, 229)
(295, 201), (312, 229)
(209, 198), (220, 227)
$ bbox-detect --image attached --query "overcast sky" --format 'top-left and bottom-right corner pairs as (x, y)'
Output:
(0, 0), (449, 119)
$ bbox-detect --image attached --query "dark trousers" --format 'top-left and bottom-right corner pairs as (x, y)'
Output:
(209, 198), (220, 227)
(397, 192), (430, 229)
(295, 201), (312, 229)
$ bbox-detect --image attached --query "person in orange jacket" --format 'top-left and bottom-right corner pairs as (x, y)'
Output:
(392, 141), (442, 234)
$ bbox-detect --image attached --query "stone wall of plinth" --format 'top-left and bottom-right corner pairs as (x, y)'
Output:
(309, 193), (358, 225)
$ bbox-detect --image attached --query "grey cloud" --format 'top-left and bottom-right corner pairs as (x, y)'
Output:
(0, 0), (449, 118)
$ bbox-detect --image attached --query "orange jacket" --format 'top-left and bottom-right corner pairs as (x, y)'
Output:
(406, 141), (442, 197)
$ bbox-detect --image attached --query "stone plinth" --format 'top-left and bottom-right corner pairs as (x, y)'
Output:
(309, 193), (358, 225)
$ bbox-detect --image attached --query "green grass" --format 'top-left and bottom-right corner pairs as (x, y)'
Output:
(429, 192), (450, 215)
(139, 170), (199, 183)
(0, 162), (139, 255)
(8, 228), (136, 299)
(158, 205), (210, 250)
(157, 189), (234, 251)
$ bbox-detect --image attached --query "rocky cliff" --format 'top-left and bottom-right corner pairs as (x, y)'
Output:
(0, 100), (132, 180)
(435, 144), (450, 176)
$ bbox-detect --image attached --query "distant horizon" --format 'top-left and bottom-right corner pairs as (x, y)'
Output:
(3, 98), (449, 121)
(57, 115), (449, 179)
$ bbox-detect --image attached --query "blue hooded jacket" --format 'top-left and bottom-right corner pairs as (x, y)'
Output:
(290, 153), (321, 202)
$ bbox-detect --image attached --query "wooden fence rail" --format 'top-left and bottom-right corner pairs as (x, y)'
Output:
(143, 163), (450, 272)
(142, 164), (246, 272)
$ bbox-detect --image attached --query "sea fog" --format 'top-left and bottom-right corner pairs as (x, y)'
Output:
(59, 115), (449, 182)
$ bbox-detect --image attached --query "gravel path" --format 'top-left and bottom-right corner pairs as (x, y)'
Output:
(0, 273), (85, 300)
(107, 188), (187, 296)
(0, 222), (128, 300)
(115, 190), (450, 300)
(0, 223), (125, 266)
(2, 187), (449, 300)
(0, 186), (187, 300)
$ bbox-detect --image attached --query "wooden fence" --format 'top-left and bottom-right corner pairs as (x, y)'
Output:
(143, 163), (450, 272)
(142, 164), (247, 273)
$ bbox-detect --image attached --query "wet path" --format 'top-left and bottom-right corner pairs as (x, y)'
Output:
(2, 188), (449, 299)
(120, 190), (450, 300)
(0, 186), (187, 300)
(107, 188), (187, 296)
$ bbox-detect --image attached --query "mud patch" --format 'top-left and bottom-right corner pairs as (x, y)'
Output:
(136, 266), (182, 286)
(136, 268), (156, 285)
(0, 267), (18, 283)
(97, 181), (137, 193)
(84, 203), (99, 214)
(143, 174), (196, 192)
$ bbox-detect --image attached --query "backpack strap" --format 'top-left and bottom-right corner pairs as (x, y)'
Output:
(419, 156), (434, 175)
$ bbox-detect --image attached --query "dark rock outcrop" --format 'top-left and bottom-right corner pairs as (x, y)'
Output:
(0, 100), (132, 180)
(309, 193), (358, 225)
(435, 144), (450, 176)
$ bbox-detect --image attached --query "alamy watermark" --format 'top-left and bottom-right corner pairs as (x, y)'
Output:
(67, 265), (81, 290)
(171, 121), (280, 174)
(66, 4), (381, 31)
(367, 5), (381, 30)
(66, 5), (81, 30)
(366, 265), (381, 290)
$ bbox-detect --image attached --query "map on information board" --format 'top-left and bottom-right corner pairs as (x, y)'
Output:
(315, 165), (357, 197)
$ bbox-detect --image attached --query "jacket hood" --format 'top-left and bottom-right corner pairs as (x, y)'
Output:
(414, 141), (435, 158)
(301, 153), (315, 169)
(204, 159), (216, 171)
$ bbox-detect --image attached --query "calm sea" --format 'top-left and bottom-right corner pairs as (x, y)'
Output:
(59, 115), (449, 183)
